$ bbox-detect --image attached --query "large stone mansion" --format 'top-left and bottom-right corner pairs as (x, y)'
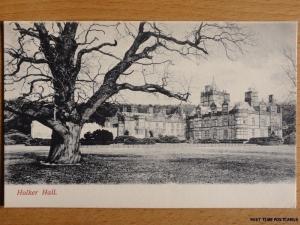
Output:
(187, 81), (282, 140)
(31, 81), (283, 141)
(105, 104), (187, 140)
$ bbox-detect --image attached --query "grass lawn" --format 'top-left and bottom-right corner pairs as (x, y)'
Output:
(5, 144), (295, 184)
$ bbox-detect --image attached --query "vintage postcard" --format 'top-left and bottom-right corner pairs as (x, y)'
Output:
(3, 21), (297, 207)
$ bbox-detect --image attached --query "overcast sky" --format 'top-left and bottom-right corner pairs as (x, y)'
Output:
(117, 22), (297, 105)
(4, 22), (297, 106)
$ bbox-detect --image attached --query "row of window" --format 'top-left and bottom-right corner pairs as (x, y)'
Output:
(193, 129), (231, 139)
(132, 128), (185, 135)
(192, 117), (270, 128)
(133, 121), (185, 129)
(193, 128), (268, 139)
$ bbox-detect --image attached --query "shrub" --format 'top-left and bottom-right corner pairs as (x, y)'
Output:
(123, 136), (140, 145)
(5, 130), (30, 145)
(114, 134), (186, 145)
(26, 138), (51, 146)
(114, 135), (134, 144)
(248, 136), (283, 145)
(283, 132), (295, 145)
(157, 135), (182, 143)
(114, 136), (156, 145)
(193, 139), (220, 144)
(81, 129), (113, 145)
(4, 137), (16, 145)
(219, 139), (248, 144)
(140, 138), (156, 145)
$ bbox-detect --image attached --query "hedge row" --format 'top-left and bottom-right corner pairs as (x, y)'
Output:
(247, 136), (283, 145)
(192, 139), (247, 144)
(114, 135), (184, 144)
(5, 130), (31, 145)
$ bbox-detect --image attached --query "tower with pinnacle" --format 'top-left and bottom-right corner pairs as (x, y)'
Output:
(200, 77), (230, 109)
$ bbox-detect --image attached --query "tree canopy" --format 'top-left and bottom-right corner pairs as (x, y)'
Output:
(4, 21), (250, 163)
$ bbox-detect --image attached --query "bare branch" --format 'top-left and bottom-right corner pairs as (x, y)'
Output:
(14, 23), (39, 39)
(75, 40), (118, 72)
(150, 31), (208, 55)
(77, 24), (106, 45)
(282, 47), (296, 87)
(22, 78), (52, 98)
(11, 73), (52, 82)
(117, 82), (190, 102)
(5, 99), (68, 136)
(5, 50), (48, 76)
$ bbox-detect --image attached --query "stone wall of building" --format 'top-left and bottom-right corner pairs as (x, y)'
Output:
(116, 111), (186, 139)
(200, 81), (230, 109)
(187, 87), (282, 141)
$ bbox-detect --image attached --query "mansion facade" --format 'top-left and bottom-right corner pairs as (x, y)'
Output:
(187, 83), (282, 140)
(110, 81), (282, 141)
(31, 81), (283, 142)
(105, 105), (186, 140)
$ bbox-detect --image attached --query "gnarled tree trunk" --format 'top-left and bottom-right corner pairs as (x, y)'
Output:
(47, 122), (82, 164)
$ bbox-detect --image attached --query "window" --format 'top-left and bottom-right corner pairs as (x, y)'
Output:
(213, 120), (217, 126)
(252, 118), (255, 126)
(224, 129), (228, 139)
(205, 130), (209, 138)
(213, 129), (217, 139)
(236, 129), (247, 137)
(223, 118), (228, 126)
(252, 129), (255, 137)
(277, 107), (281, 113)
(236, 118), (243, 125)
(261, 118), (265, 126)
(232, 129), (236, 138)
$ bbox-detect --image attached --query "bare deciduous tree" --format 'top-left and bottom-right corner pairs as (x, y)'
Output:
(5, 22), (250, 164)
(282, 47), (296, 88)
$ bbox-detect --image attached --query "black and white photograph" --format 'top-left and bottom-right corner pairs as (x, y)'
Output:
(3, 21), (296, 208)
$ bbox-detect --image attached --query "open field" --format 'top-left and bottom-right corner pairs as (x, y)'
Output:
(5, 144), (295, 184)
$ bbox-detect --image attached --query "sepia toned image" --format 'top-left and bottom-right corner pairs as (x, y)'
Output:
(3, 21), (296, 207)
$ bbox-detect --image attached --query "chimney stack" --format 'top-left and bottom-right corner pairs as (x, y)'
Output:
(269, 95), (274, 104)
